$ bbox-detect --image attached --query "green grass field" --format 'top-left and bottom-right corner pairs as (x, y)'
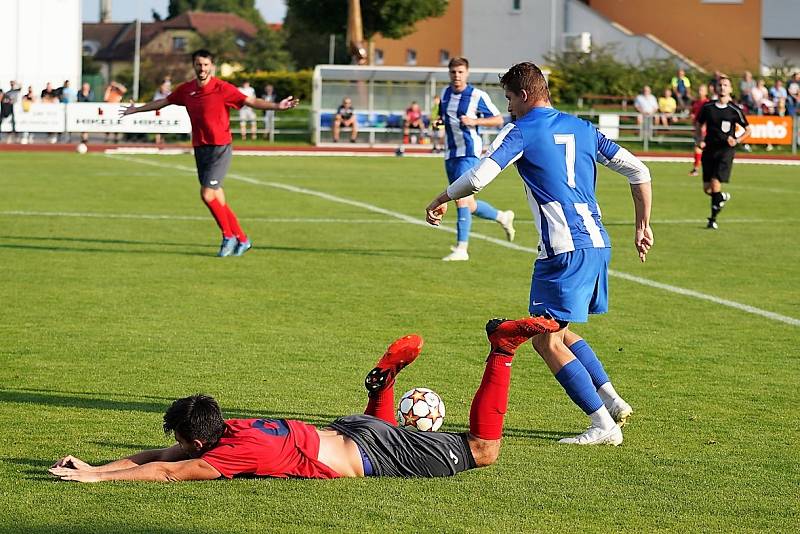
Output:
(1, 151), (798, 533)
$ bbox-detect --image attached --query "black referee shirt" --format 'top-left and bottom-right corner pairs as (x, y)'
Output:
(696, 101), (749, 149)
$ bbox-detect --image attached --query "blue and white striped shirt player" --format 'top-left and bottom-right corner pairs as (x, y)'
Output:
(446, 107), (651, 259)
(440, 84), (502, 160)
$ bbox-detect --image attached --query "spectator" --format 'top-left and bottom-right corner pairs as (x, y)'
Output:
(708, 70), (723, 96)
(104, 81), (127, 143)
(751, 79), (773, 115)
(41, 82), (59, 103)
(402, 101), (424, 144)
(739, 71), (756, 111)
(152, 79), (172, 145)
(0, 83), (14, 143)
(59, 80), (76, 103)
(261, 84), (276, 140)
(332, 97), (357, 143)
(77, 82), (94, 102)
(657, 87), (677, 126)
(634, 85), (658, 124)
(770, 80), (788, 107)
(19, 86), (37, 144)
(786, 72), (799, 116)
(670, 68), (692, 111)
(237, 81), (258, 140)
(707, 82), (718, 101)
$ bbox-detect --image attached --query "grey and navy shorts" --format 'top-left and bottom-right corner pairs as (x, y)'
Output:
(330, 414), (476, 478)
(193, 144), (233, 189)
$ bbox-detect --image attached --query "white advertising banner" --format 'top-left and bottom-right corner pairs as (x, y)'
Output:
(0, 103), (65, 132)
(66, 103), (192, 133)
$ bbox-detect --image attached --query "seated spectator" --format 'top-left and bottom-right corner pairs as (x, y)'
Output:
(657, 88), (677, 126)
(739, 71), (756, 111)
(770, 80), (788, 108)
(59, 80), (76, 103)
(332, 97), (357, 143)
(670, 68), (692, 111)
(104, 81), (127, 143)
(430, 94), (444, 153)
(402, 101), (424, 144)
(751, 79), (773, 115)
(77, 82), (94, 102)
(40, 82), (59, 103)
(634, 85), (658, 124)
(786, 72), (799, 116)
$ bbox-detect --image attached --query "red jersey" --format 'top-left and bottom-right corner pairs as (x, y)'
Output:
(201, 418), (342, 479)
(691, 98), (709, 121)
(167, 77), (247, 147)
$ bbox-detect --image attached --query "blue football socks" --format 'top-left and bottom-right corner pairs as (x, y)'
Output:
(568, 339), (610, 389)
(456, 206), (472, 243)
(473, 200), (498, 221)
(554, 359), (604, 415)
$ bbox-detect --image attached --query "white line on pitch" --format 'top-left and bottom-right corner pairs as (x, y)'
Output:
(106, 154), (800, 328)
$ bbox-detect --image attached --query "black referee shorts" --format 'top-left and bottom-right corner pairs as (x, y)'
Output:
(330, 414), (477, 478)
(701, 146), (736, 183)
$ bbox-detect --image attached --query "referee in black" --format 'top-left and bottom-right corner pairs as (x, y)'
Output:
(694, 75), (751, 229)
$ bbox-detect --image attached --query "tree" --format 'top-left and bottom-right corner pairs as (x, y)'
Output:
(241, 26), (293, 72)
(200, 29), (245, 67)
(283, 8), (350, 69)
(168, 0), (264, 26)
(284, 0), (447, 40)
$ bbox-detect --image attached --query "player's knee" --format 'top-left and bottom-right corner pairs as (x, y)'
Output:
(468, 437), (500, 467)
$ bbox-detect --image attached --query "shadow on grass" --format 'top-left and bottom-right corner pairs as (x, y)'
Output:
(0, 242), (210, 257)
(0, 388), (339, 425)
(0, 234), (205, 248)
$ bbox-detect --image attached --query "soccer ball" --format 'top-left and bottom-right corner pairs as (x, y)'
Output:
(76, 142), (88, 154)
(397, 387), (445, 432)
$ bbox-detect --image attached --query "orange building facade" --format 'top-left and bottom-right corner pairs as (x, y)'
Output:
(587, 0), (762, 72)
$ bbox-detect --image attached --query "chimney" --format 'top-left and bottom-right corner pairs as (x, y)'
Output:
(100, 0), (112, 23)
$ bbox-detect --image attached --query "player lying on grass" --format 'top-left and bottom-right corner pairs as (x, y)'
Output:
(49, 316), (559, 482)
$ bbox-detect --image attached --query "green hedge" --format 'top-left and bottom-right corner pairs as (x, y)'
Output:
(222, 70), (312, 101)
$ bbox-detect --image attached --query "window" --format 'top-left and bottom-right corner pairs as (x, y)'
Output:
(374, 48), (384, 65)
(172, 36), (187, 52)
(512, 0), (521, 11)
(406, 49), (417, 66)
(439, 49), (450, 65)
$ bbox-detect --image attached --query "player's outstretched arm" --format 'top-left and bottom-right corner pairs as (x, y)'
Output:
(119, 98), (170, 117)
(631, 181), (653, 262)
(50, 458), (221, 483)
(244, 95), (300, 111)
(51, 444), (189, 473)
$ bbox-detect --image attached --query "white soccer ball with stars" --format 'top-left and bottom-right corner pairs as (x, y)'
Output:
(397, 387), (445, 432)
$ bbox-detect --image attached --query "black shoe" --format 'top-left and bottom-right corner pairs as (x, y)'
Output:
(706, 218), (718, 230)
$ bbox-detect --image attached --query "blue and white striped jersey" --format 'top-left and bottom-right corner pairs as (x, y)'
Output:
(440, 84), (502, 160)
(486, 107), (621, 259)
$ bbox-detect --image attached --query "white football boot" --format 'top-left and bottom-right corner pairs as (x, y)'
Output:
(558, 425), (623, 446)
(607, 397), (633, 427)
(497, 210), (516, 242)
(442, 246), (469, 261)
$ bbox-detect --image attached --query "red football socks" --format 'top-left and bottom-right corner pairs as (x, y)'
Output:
(694, 151), (702, 167)
(365, 382), (397, 426)
(204, 198), (233, 238)
(224, 204), (247, 242)
(469, 352), (514, 440)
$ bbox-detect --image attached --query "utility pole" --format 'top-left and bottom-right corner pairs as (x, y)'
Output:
(346, 0), (367, 65)
(132, 18), (141, 100)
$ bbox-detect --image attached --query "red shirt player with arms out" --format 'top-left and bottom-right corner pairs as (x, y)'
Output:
(121, 49), (299, 257)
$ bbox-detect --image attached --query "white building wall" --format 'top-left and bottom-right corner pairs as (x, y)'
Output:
(0, 0), (82, 93)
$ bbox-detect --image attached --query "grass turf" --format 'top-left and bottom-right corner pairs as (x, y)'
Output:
(0, 152), (798, 533)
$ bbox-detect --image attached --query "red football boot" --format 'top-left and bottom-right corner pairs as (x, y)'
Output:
(485, 316), (561, 355)
(364, 334), (424, 393)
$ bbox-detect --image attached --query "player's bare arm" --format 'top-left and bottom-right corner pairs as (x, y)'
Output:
(425, 191), (452, 225)
(694, 120), (706, 149)
(460, 115), (504, 128)
(630, 182), (654, 262)
(728, 124), (752, 147)
(51, 444), (189, 473)
(244, 95), (300, 111)
(119, 98), (170, 117)
(50, 458), (220, 483)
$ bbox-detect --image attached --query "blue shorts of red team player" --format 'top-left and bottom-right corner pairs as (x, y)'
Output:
(529, 247), (611, 323)
(445, 156), (480, 184)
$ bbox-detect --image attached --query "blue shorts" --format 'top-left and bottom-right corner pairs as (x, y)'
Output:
(529, 248), (611, 323)
(445, 156), (480, 185)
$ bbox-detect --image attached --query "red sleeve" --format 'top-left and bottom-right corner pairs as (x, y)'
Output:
(201, 442), (259, 479)
(167, 83), (188, 106)
(222, 81), (248, 110)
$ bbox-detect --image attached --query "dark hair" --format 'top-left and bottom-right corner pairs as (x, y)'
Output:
(499, 62), (550, 102)
(191, 49), (215, 63)
(448, 57), (469, 70)
(163, 394), (225, 445)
